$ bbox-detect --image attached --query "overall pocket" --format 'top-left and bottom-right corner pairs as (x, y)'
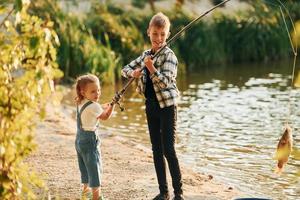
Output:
(76, 132), (97, 153)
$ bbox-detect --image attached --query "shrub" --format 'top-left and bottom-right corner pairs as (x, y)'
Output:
(0, 1), (62, 199)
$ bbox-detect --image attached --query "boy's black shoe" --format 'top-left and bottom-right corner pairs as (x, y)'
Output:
(152, 193), (170, 200)
(172, 194), (184, 200)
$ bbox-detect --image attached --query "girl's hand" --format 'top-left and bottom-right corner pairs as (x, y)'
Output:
(101, 103), (110, 109)
(144, 56), (156, 74)
(131, 68), (142, 78)
(98, 103), (115, 120)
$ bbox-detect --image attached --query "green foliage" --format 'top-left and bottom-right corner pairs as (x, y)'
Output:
(293, 20), (300, 48)
(14, 0), (22, 11)
(286, 1), (300, 21)
(119, 3), (293, 71)
(211, 0), (225, 6)
(83, 33), (120, 85)
(162, 2), (292, 70)
(240, 0), (300, 22)
(29, 0), (122, 84)
(0, 2), (62, 199)
(28, 0), (82, 80)
(56, 15), (87, 79)
(20, 0), (300, 78)
(131, 0), (147, 9)
(242, 2), (290, 59)
(85, 2), (144, 66)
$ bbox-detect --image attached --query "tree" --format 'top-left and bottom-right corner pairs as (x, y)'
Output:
(131, 0), (155, 12)
(211, 0), (224, 6)
(0, 0), (62, 199)
(175, 0), (185, 8)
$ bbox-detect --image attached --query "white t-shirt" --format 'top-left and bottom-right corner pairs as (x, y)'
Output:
(78, 99), (103, 131)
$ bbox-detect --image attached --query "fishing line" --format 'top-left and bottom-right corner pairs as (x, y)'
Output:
(262, 0), (298, 125)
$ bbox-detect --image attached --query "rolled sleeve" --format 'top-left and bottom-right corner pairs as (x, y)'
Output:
(121, 67), (134, 78)
(121, 51), (148, 79)
(151, 52), (177, 89)
(121, 59), (138, 78)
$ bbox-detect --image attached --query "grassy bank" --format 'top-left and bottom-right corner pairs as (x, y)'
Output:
(29, 0), (300, 82)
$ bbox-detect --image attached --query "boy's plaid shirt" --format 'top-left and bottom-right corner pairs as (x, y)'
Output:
(121, 47), (180, 108)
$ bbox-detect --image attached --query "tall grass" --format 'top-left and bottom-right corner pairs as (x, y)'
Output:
(85, 2), (144, 66)
(29, 0), (299, 80)
(29, 0), (121, 84)
(166, 2), (292, 71)
(213, 8), (290, 63)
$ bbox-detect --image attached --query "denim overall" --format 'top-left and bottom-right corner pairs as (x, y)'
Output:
(75, 101), (102, 188)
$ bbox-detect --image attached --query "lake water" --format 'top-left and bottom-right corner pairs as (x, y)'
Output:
(63, 60), (300, 199)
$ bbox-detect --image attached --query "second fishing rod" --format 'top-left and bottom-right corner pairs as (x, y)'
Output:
(111, 0), (232, 111)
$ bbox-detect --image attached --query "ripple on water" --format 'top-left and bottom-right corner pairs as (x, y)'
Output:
(177, 74), (300, 199)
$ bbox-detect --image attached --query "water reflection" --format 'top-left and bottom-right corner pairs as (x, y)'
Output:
(62, 59), (300, 199)
(176, 61), (300, 199)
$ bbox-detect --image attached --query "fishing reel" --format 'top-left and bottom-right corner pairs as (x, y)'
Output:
(110, 91), (125, 111)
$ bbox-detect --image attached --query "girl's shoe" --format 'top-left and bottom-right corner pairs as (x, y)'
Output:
(81, 191), (92, 200)
(82, 192), (105, 200)
(99, 195), (106, 200)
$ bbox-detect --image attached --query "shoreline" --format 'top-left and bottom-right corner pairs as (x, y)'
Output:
(27, 103), (242, 200)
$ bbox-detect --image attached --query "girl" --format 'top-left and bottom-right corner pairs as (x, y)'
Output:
(75, 74), (114, 200)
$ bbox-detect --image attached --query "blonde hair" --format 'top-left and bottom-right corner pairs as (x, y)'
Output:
(75, 74), (100, 104)
(149, 12), (170, 30)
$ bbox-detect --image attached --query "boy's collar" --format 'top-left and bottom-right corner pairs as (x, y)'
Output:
(149, 46), (168, 55)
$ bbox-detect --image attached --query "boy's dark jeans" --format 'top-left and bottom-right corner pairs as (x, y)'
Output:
(145, 99), (183, 195)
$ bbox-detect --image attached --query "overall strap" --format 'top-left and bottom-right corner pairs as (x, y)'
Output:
(77, 101), (93, 131)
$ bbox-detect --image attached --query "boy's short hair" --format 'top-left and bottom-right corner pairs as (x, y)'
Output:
(149, 12), (170, 30)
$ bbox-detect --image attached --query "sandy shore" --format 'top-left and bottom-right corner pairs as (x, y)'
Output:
(27, 103), (242, 200)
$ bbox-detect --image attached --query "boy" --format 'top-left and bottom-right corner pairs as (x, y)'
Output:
(122, 12), (184, 200)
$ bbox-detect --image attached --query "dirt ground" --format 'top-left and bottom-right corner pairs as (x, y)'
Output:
(27, 104), (242, 200)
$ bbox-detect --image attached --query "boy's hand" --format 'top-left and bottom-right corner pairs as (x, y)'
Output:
(131, 68), (142, 78)
(144, 56), (156, 74)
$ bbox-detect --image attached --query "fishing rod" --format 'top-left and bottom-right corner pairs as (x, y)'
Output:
(111, 0), (232, 110)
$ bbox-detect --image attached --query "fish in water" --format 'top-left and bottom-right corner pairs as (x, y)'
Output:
(274, 124), (293, 174)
